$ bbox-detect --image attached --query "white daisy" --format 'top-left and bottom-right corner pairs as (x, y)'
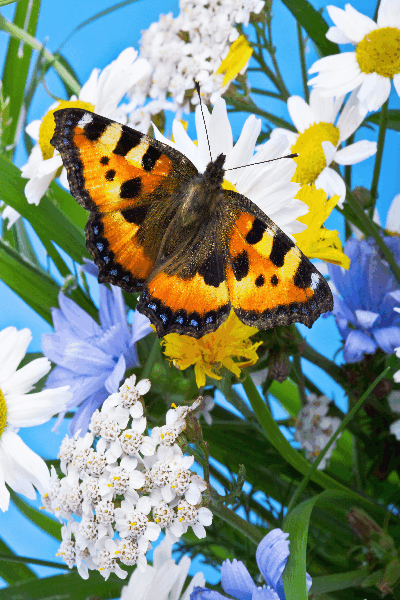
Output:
(270, 88), (376, 207)
(20, 47), (151, 210)
(153, 98), (306, 237)
(0, 326), (71, 511)
(120, 536), (205, 600)
(308, 1), (400, 112)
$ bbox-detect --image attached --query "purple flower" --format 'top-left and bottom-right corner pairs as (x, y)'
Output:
(42, 284), (152, 436)
(328, 237), (400, 363)
(190, 529), (312, 600)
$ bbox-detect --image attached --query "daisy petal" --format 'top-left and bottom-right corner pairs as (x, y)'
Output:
(357, 73), (391, 112)
(0, 327), (32, 384)
(327, 4), (377, 43)
(393, 73), (400, 98)
(377, 0), (400, 28)
(1, 356), (51, 396)
(334, 140), (377, 165)
(337, 89), (368, 142)
(287, 96), (316, 133)
(315, 167), (346, 208)
(326, 26), (353, 44)
(386, 194), (400, 233)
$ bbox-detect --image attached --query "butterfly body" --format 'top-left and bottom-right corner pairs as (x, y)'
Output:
(51, 108), (333, 339)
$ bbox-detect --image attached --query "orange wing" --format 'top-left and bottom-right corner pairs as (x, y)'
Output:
(51, 109), (198, 292)
(224, 191), (333, 329)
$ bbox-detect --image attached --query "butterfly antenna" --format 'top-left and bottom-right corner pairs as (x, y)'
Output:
(194, 80), (212, 162)
(225, 153), (299, 170)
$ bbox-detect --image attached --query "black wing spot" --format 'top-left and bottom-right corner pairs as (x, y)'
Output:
(270, 274), (279, 286)
(84, 120), (107, 141)
(113, 126), (142, 156)
(121, 205), (149, 225)
(293, 255), (313, 289)
(246, 219), (266, 245)
(100, 156), (109, 165)
(142, 146), (162, 172)
(120, 177), (143, 199)
(269, 232), (294, 268)
(105, 169), (116, 181)
(232, 250), (249, 281)
(198, 249), (225, 287)
(255, 274), (265, 287)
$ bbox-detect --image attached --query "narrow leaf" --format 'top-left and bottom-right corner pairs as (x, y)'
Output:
(0, 537), (36, 584)
(0, 14), (80, 95)
(1, 0), (41, 154)
(366, 109), (400, 132)
(280, 0), (339, 57)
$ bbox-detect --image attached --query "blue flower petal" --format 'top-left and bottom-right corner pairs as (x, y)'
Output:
(221, 559), (256, 600)
(252, 587), (280, 600)
(372, 326), (400, 354)
(354, 310), (380, 330)
(342, 330), (377, 363)
(69, 389), (108, 436)
(58, 292), (101, 338)
(256, 529), (289, 595)
(105, 354), (126, 394)
(190, 587), (228, 600)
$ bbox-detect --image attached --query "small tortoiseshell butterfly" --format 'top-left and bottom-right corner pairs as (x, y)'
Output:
(51, 108), (333, 339)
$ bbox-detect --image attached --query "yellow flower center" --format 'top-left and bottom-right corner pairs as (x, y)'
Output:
(356, 27), (400, 78)
(39, 100), (94, 161)
(0, 388), (7, 439)
(291, 122), (340, 185)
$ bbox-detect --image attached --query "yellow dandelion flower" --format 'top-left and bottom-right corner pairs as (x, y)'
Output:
(216, 35), (253, 87)
(161, 311), (262, 388)
(293, 185), (350, 269)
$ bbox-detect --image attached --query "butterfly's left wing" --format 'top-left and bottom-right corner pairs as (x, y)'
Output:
(51, 108), (198, 292)
(223, 190), (333, 329)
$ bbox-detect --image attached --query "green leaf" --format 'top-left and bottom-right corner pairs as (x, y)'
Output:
(1, 0), (41, 154)
(280, 0), (339, 57)
(0, 238), (60, 323)
(0, 14), (80, 96)
(52, 52), (81, 98)
(311, 567), (369, 594)
(366, 109), (400, 132)
(10, 491), (62, 541)
(242, 375), (389, 520)
(282, 491), (371, 600)
(0, 0), (20, 6)
(0, 155), (88, 264)
(0, 571), (129, 600)
(0, 537), (36, 584)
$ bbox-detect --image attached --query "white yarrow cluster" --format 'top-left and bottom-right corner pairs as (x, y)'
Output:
(42, 375), (212, 580)
(133, 0), (264, 108)
(295, 394), (342, 470)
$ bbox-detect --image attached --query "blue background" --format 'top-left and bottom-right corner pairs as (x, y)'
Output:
(0, 0), (399, 589)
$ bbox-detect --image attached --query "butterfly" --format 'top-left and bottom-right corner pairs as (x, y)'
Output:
(51, 108), (333, 339)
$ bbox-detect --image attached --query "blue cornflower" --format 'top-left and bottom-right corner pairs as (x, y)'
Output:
(328, 237), (400, 363)
(190, 528), (312, 600)
(42, 280), (152, 436)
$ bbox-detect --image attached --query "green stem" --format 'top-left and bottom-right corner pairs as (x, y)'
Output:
(297, 22), (309, 103)
(265, 19), (290, 100)
(285, 367), (390, 515)
(249, 87), (283, 100)
(369, 97), (388, 218)
(345, 185), (400, 283)
(0, 553), (71, 570)
(292, 353), (306, 406)
(141, 334), (160, 379)
(210, 503), (264, 545)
